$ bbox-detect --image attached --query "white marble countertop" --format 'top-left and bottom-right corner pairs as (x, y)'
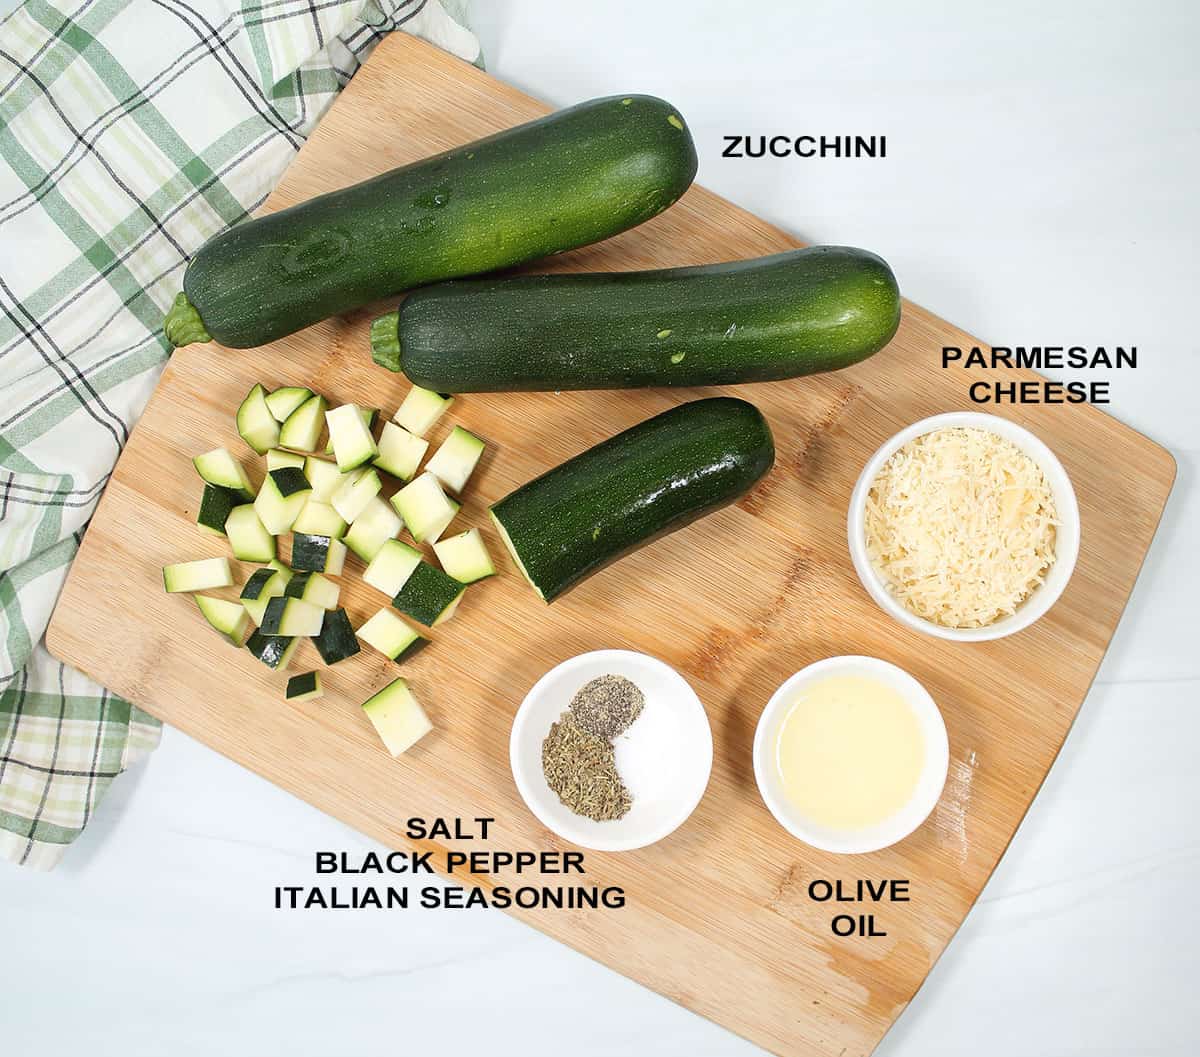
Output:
(3, 2), (1197, 1054)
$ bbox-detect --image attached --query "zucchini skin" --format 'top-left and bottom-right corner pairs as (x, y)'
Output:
(491, 397), (774, 602)
(177, 95), (698, 348)
(393, 245), (902, 388)
(394, 246), (900, 391)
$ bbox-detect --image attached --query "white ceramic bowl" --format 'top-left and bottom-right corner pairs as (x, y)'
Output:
(847, 411), (1080, 642)
(510, 650), (713, 852)
(753, 655), (949, 854)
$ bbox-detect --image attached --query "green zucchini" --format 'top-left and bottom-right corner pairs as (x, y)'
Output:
(164, 95), (698, 349)
(491, 397), (773, 602)
(375, 246), (900, 390)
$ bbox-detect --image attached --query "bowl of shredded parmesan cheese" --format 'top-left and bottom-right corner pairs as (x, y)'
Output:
(848, 412), (1079, 641)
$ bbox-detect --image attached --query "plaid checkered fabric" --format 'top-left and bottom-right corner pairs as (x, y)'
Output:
(0, 0), (477, 869)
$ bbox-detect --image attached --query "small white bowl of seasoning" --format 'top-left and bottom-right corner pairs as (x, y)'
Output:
(510, 649), (713, 852)
(847, 411), (1080, 642)
(753, 655), (949, 854)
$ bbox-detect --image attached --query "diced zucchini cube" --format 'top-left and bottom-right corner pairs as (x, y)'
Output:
(393, 386), (453, 438)
(425, 426), (485, 494)
(254, 468), (311, 535)
(195, 595), (250, 646)
(285, 671), (324, 702)
(246, 630), (298, 670)
(332, 467), (382, 524)
(313, 608), (360, 665)
(303, 456), (346, 504)
(236, 383), (279, 454)
(373, 422), (428, 482)
(266, 448), (305, 471)
(325, 403), (379, 471)
(325, 407), (376, 455)
(363, 538), (422, 597)
(279, 393), (328, 453)
(291, 533), (347, 575)
(265, 386), (313, 422)
(433, 528), (495, 583)
(292, 499), (347, 539)
(390, 472), (457, 543)
(357, 609), (427, 663)
(193, 447), (254, 498)
(260, 596), (325, 637)
(361, 678), (432, 756)
(197, 483), (240, 536)
(344, 496), (403, 562)
(391, 561), (466, 627)
(225, 504), (276, 562)
(163, 557), (233, 593)
(283, 571), (340, 610)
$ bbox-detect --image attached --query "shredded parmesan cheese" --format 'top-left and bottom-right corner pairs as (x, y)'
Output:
(864, 427), (1058, 628)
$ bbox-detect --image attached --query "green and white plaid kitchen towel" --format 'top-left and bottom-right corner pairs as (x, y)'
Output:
(0, 0), (478, 869)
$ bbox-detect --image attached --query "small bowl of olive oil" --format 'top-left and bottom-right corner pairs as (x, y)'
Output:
(752, 655), (949, 854)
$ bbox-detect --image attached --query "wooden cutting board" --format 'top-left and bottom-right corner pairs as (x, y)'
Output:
(47, 34), (1174, 1057)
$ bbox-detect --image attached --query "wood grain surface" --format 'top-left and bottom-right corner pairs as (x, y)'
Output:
(47, 34), (1175, 1057)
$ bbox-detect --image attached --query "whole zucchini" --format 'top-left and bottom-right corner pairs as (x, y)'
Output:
(163, 95), (698, 349)
(491, 397), (774, 602)
(372, 246), (900, 389)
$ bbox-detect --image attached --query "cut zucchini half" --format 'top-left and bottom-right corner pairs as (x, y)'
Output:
(163, 556), (233, 593)
(283, 570), (340, 610)
(260, 596), (325, 637)
(193, 447), (254, 498)
(265, 386), (313, 422)
(426, 426), (485, 494)
(362, 678), (432, 756)
(394, 386), (453, 438)
(391, 561), (466, 627)
(291, 533), (347, 575)
(246, 629), (298, 670)
(195, 595), (250, 646)
(331, 467), (382, 524)
(279, 393), (328, 453)
(390, 472), (457, 544)
(373, 422), (428, 482)
(266, 448), (305, 471)
(237, 383), (280, 454)
(325, 407), (376, 455)
(225, 504), (276, 562)
(314, 607), (360, 665)
(433, 528), (495, 583)
(325, 403), (379, 471)
(344, 496), (402, 562)
(357, 608), (428, 663)
(254, 468), (311, 535)
(363, 538), (422, 597)
(292, 499), (347, 539)
(303, 456), (345, 503)
(285, 671), (324, 702)
(197, 483), (240, 536)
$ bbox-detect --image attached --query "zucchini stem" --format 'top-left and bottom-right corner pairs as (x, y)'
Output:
(163, 292), (211, 347)
(370, 310), (402, 372)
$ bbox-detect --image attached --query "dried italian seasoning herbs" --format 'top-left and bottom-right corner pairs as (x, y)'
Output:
(570, 674), (644, 739)
(542, 714), (632, 821)
(541, 673), (646, 822)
